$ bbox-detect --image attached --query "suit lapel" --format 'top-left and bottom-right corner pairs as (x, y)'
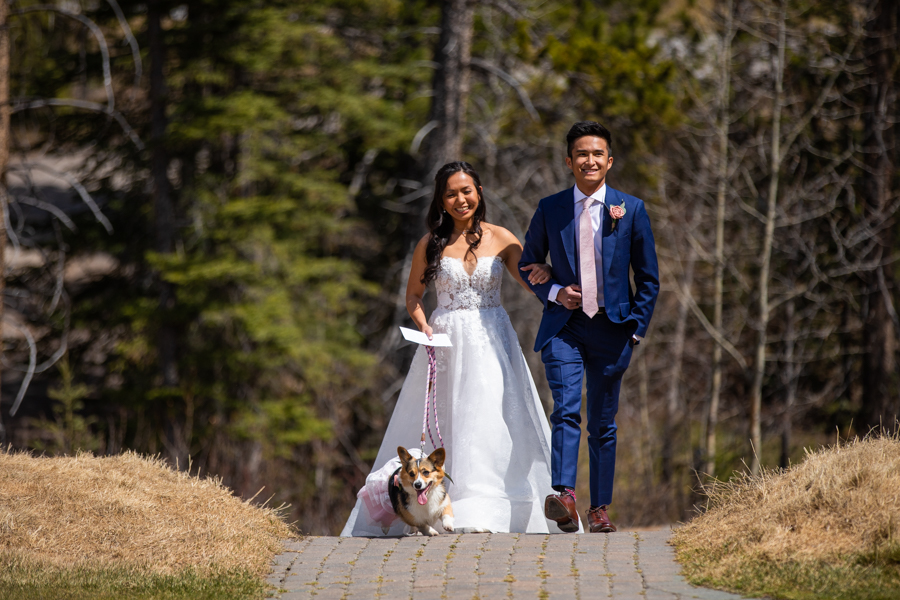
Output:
(558, 187), (578, 276)
(602, 187), (620, 279)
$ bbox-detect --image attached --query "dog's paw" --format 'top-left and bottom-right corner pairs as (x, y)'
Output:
(441, 516), (455, 532)
(420, 525), (440, 536)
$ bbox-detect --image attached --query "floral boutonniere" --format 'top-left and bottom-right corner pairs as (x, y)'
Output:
(609, 202), (626, 231)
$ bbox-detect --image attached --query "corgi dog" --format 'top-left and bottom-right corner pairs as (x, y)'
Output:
(389, 446), (454, 536)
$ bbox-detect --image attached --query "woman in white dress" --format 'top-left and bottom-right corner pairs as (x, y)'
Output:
(342, 162), (577, 536)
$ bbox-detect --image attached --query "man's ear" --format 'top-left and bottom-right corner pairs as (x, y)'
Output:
(565, 156), (573, 172)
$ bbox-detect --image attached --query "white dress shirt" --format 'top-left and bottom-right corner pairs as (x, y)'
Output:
(549, 184), (606, 308)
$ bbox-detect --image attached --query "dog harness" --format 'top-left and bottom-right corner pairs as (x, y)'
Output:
(387, 466), (404, 515)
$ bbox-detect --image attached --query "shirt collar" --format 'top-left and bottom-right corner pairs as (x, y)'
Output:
(573, 183), (607, 206)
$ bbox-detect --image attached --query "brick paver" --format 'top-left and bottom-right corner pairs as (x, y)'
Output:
(265, 528), (759, 599)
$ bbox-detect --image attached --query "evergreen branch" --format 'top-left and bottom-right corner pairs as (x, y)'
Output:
(12, 6), (115, 113)
(11, 98), (144, 150)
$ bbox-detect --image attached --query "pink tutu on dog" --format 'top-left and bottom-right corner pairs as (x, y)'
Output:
(356, 448), (426, 529)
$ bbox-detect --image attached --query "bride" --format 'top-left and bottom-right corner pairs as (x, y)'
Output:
(342, 161), (578, 535)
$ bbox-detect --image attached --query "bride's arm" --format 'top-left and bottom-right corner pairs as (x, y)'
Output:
(497, 228), (548, 295)
(405, 236), (433, 339)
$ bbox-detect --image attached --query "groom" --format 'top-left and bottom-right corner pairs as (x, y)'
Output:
(519, 121), (659, 533)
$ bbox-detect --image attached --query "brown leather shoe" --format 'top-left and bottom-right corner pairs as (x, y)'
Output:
(586, 505), (616, 533)
(544, 491), (579, 533)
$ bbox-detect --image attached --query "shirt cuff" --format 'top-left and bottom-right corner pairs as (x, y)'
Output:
(549, 284), (563, 305)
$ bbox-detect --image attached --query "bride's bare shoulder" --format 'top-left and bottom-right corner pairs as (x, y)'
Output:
(483, 224), (518, 245)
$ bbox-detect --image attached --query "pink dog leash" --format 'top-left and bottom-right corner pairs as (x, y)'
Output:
(420, 346), (444, 453)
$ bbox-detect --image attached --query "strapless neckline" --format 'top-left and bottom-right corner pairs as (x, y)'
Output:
(440, 255), (501, 278)
(435, 255), (503, 311)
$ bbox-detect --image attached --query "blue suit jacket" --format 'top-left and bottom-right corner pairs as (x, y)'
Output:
(519, 186), (660, 352)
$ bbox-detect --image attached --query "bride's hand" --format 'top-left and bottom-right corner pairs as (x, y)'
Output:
(421, 324), (433, 340)
(520, 263), (551, 284)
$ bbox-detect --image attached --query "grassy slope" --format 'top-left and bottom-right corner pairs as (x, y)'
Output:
(673, 435), (900, 600)
(0, 559), (265, 600)
(0, 451), (293, 600)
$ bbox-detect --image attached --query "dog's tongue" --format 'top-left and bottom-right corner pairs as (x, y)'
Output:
(416, 484), (431, 505)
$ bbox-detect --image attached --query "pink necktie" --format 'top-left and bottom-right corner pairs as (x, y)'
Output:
(579, 198), (599, 318)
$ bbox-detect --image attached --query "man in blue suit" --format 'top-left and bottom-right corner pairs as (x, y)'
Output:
(519, 121), (659, 533)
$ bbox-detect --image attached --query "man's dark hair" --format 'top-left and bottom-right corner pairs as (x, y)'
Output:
(566, 121), (613, 157)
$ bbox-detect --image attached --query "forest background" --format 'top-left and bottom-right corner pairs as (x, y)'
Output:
(0, 0), (896, 536)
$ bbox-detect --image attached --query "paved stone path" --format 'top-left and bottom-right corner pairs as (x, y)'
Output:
(265, 529), (759, 599)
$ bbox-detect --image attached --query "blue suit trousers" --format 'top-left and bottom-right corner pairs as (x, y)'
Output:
(541, 310), (635, 507)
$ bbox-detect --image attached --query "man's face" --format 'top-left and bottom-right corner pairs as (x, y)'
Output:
(565, 136), (613, 191)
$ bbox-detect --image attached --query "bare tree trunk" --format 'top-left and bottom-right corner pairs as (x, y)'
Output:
(419, 0), (474, 179)
(149, 2), (173, 259)
(77, 26), (88, 100)
(399, 0), (474, 249)
(860, 0), (898, 433)
(388, 0), (475, 381)
(0, 1), (8, 445)
(662, 250), (696, 484)
(705, 0), (734, 478)
(149, 2), (177, 385)
(750, 0), (786, 476)
(149, 1), (185, 464)
(780, 294), (797, 468)
(637, 349), (654, 488)
(841, 301), (857, 405)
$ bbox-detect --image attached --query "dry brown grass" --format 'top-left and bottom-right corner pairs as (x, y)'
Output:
(673, 433), (900, 598)
(0, 450), (293, 576)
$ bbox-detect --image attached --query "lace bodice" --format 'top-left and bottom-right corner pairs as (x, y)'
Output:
(435, 256), (503, 311)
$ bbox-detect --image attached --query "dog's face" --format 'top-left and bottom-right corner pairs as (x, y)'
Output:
(397, 447), (446, 506)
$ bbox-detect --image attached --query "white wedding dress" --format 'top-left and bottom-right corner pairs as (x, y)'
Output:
(342, 255), (577, 536)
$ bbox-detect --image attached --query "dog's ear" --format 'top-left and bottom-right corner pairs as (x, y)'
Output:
(428, 447), (446, 468)
(397, 446), (412, 464)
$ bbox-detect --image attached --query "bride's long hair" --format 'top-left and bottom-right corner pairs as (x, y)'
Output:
(421, 161), (487, 285)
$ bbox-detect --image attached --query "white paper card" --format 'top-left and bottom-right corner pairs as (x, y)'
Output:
(399, 326), (452, 347)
